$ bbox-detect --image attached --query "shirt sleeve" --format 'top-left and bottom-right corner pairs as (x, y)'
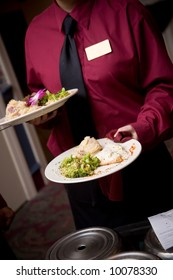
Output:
(128, 5), (173, 149)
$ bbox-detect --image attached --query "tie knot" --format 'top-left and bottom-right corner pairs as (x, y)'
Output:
(62, 15), (77, 37)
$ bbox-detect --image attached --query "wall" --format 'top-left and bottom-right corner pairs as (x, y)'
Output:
(163, 17), (173, 62)
(0, 35), (49, 210)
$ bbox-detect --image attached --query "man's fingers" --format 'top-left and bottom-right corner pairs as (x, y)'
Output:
(114, 125), (138, 141)
(29, 110), (58, 125)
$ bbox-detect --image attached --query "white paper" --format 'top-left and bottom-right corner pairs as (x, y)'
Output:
(148, 209), (173, 250)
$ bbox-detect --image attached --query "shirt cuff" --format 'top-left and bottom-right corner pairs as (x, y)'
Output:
(131, 121), (155, 150)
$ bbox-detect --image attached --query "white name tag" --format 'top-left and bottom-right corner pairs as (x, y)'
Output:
(85, 39), (112, 61)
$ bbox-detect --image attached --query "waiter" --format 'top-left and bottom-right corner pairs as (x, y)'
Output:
(25, 0), (173, 229)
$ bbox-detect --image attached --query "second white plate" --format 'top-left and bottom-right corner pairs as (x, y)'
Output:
(0, 88), (78, 129)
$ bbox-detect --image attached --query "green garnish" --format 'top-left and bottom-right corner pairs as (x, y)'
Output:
(60, 153), (100, 178)
(38, 87), (69, 106)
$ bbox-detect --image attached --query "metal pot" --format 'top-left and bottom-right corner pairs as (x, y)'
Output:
(46, 227), (122, 260)
(109, 251), (160, 260)
(144, 228), (173, 260)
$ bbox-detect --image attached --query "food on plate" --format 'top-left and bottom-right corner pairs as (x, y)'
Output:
(59, 137), (134, 178)
(60, 153), (100, 178)
(5, 100), (40, 119)
(95, 141), (130, 165)
(5, 88), (69, 120)
(72, 136), (102, 158)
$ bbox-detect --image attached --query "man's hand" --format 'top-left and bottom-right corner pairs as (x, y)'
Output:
(29, 110), (58, 126)
(114, 124), (138, 142)
(106, 125), (138, 142)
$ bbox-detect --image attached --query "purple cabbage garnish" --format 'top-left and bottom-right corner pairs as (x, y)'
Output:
(26, 88), (46, 106)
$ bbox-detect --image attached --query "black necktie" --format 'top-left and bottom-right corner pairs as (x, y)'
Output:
(59, 15), (97, 145)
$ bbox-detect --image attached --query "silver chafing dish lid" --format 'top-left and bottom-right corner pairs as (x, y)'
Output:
(110, 251), (160, 260)
(46, 227), (122, 260)
(144, 228), (173, 260)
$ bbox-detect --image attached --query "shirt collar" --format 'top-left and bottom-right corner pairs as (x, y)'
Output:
(53, 0), (95, 31)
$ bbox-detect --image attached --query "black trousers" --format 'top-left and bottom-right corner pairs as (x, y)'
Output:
(65, 143), (173, 230)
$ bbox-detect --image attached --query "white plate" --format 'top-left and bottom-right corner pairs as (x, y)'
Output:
(45, 138), (142, 184)
(0, 88), (78, 129)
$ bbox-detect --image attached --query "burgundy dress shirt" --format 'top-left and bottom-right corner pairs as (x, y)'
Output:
(25, 0), (173, 200)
